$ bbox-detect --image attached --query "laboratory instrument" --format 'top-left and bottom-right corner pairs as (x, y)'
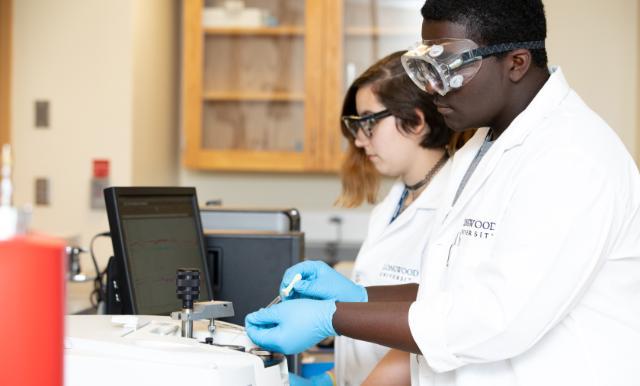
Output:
(65, 269), (288, 386)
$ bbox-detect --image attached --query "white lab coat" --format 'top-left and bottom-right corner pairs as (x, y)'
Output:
(335, 160), (453, 386)
(408, 67), (640, 386)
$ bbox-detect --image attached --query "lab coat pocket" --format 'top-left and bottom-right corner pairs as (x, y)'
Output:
(444, 236), (493, 289)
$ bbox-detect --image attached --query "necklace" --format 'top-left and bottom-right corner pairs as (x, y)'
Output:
(404, 152), (449, 192)
(390, 152), (449, 224)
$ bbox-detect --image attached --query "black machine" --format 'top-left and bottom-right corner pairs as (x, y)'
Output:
(104, 187), (304, 374)
(200, 203), (303, 325)
(103, 187), (304, 324)
(204, 230), (304, 325)
(103, 187), (213, 315)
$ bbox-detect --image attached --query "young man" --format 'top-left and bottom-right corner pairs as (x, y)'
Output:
(246, 1), (640, 385)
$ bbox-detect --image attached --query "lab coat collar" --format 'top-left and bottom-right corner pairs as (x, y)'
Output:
(442, 66), (571, 222)
(372, 160), (453, 239)
(442, 127), (490, 207)
(494, 66), (570, 151)
(432, 127), (489, 228)
(365, 182), (405, 241)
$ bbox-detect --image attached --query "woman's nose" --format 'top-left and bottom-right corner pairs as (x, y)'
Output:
(353, 131), (368, 148)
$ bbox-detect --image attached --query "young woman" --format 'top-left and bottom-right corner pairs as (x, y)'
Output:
(290, 51), (461, 386)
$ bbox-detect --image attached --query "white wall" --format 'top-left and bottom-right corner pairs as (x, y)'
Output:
(12, 0), (178, 266)
(12, 0), (133, 245)
(545, 0), (639, 161)
(132, 0), (179, 186)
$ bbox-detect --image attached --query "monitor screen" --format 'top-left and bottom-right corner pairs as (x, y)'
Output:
(105, 187), (212, 315)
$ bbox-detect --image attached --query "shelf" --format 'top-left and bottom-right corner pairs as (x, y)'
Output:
(204, 26), (305, 36)
(345, 26), (417, 37)
(203, 91), (305, 102)
(184, 149), (308, 172)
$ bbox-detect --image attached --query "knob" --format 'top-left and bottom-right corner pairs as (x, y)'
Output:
(176, 268), (200, 310)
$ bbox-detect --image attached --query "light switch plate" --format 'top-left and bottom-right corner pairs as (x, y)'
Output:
(35, 177), (50, 205)
(35, 100), (50, 128)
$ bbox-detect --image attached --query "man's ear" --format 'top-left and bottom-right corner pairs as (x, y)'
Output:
(506, 48), (533, 83)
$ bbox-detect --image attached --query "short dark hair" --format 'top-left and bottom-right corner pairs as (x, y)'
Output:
(421, 0), (548, 68)
(341, 51), (451, 149)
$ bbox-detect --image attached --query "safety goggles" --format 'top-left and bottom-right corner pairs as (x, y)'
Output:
(342, 109), (392, 139)
(401, 38), (545, 96)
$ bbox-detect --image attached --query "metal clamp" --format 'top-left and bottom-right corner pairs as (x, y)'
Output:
(170, 300), (235, 338)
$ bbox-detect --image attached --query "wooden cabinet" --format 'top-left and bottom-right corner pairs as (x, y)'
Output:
(182, 0), (422, 172)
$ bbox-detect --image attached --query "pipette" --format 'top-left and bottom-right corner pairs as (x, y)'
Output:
(266, 273), (302, 307)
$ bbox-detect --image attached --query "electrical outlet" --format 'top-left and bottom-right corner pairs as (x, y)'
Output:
(35, 177), (50, 206)
(35, 100), (50, 128)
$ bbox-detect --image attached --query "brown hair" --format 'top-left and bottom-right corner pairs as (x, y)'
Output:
(336, 51), (453, 208)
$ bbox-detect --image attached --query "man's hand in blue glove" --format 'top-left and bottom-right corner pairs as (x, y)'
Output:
(280, 260), (368, 303)
(245, 298), (337, 355)
(289, 372), (334, 386)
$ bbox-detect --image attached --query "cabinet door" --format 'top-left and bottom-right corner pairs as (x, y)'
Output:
(183, 0), (323, 172)
(323, 0), (424, 170)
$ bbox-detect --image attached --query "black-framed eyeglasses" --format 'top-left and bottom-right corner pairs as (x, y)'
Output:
(341, 109), (392, 139)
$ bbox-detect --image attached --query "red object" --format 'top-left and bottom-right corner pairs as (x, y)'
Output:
(0, 234), (65, 386)
(92, 159), (110, 178)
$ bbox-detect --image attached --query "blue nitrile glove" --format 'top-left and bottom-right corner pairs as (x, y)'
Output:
(244, 298), (337, 355)
(289, 372), (334, 386)
(280, 260), (367, 303)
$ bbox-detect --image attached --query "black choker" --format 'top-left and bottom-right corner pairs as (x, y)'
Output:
(405, 153), (449, 191)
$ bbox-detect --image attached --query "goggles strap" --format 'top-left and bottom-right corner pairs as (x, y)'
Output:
(462, 40), (546, 62)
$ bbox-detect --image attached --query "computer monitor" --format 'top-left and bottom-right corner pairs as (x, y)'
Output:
(104, 187), (212, 315)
